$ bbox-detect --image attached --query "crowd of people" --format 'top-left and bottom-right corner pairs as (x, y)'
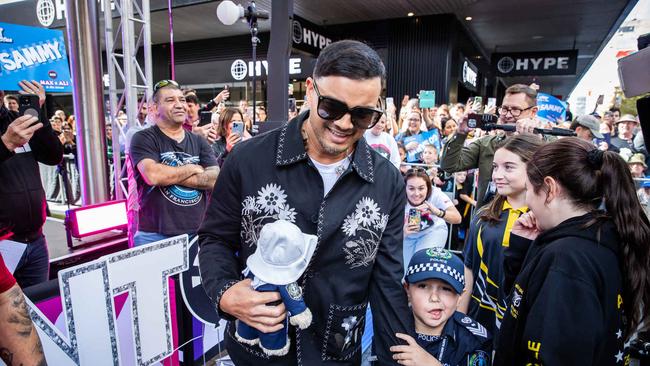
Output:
(1, 38), (649, 365)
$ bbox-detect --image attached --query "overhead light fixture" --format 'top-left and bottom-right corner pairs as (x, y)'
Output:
(465, 16), (472, 21)
(532, 35), (544, 40)
(407, 12), (414, 17)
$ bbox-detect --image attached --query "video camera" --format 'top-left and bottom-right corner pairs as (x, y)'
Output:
(467, 113), (576, 137)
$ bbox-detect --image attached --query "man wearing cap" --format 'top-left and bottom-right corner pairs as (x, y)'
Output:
(569, 115), (604, 142)
(391, 248), (492, 366)
(611, 114), (642, 155)
(628, 153), (647, 179)
(198, 40), (414, 365)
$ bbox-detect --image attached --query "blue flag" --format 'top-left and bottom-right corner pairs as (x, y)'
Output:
(0, 22), (72, 93)
(536, 92), (567, 124)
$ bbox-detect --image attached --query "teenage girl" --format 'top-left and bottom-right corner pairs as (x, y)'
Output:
(495, 138), (650, 365)
(458, 135), (544, 337)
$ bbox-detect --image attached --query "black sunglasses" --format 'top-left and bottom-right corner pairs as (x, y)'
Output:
(153, 79), (179, 93)
(312, 80), (384, 129)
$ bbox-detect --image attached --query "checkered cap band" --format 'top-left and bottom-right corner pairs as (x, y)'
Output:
(406, 262), (465, 287)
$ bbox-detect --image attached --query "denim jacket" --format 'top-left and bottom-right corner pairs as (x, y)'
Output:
(198, 111), (414, 365)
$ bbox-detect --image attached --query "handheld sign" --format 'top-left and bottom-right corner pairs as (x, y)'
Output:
(0, 22), (72, 92)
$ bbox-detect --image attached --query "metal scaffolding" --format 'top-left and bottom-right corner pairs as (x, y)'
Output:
(103, 0), (153, 246)
(103, 0), (153, 201)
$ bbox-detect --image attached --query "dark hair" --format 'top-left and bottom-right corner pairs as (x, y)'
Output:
(609, 107), (621, 114)
(480, 135), (544, 223)
(527, 137), (650, 338)
(217, 107), (244, 138)
(314, 40), (385, 81)
(505, 84), (538, 107)
(152, 83), (181, 103)
(404, 168), (432, 203)
(4, 94), (18, 103)
(184, 93), (199, 105)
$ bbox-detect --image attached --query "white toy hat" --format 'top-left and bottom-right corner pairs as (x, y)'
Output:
(246, 220), (318, 285)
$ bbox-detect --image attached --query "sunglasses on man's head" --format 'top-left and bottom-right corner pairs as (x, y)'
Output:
(312, 80), (384, 129)
(153, 79), (179, 94)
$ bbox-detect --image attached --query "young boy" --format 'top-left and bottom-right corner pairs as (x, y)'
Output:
(391, 248), (491, 366)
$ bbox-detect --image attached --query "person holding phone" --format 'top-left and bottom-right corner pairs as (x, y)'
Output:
(403, 168), (461, 267)
(212, 107), (251, 166)
(0, 80), (63, 288)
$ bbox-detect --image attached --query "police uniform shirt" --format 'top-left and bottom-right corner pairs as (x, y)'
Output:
(416, 312), (492, 366)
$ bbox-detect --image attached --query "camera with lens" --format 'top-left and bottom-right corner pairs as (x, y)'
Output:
(467, 113), (498, 129)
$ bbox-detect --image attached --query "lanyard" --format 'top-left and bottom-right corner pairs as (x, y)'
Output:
(438, 336), (448, 361)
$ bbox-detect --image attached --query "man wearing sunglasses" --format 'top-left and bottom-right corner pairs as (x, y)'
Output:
(199, 40), (414, 365)
(441, 84), (541, 207)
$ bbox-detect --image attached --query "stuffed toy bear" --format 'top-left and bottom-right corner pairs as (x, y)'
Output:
(235, 220), (318, 356)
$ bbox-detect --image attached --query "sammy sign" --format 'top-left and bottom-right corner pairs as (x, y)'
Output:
(0, 22), (72, 92)
(536, 92), (567, 124)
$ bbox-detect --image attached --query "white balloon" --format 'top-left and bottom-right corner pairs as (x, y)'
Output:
(216, 1), (244, 26)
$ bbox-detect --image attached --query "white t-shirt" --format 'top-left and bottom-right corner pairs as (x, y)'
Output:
(364, 131), (401, 169)
(310, 156), (351, 196)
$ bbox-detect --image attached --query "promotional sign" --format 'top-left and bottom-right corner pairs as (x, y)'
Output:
(291, 15), (335, 56)
(0, 22), (72, 92)
(536, 92), (567, 124)
(23, 236), (189, 365)
(492, 50), (578, 76)
(403, 130), (442, 163)
(461, 58), (479, 92)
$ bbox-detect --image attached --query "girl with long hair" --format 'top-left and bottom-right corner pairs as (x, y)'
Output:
(458, 134), (544, 337)
(212, 107), (251, 166)
(402, 168), (461, 267)
(494, 137), (650, 365)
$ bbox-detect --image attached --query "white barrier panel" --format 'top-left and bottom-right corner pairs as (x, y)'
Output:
(21, 235), (189, 365)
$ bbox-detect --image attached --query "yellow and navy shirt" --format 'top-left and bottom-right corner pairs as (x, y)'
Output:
(462, 200), (527, 336)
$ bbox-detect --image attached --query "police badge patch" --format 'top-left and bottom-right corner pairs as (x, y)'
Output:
(286, 282), (302, 301)
(468, 350), (490, 366)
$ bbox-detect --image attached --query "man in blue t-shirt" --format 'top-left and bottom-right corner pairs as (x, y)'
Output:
(129, 80), (219, 246)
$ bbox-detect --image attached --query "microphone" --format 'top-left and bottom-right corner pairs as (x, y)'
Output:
(216, 1), (269, 26)
(483, 123), (577, 137)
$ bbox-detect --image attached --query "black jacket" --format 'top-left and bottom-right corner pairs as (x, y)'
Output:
(198, 111), (414, 365)
(495, 213), (628, 366)
(0, 105), (63, 239)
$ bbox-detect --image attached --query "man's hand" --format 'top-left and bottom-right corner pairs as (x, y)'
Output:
(18, 80), (46, 107)
(515, 117), (543, 135)
(390, 333), (442, 366)
(212, 88), (230, 104)
(219, 279), (287, 333)
(1, 115), (42, 151)
(192, 124), (217, 144)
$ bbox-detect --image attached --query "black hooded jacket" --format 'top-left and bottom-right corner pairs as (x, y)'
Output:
(0, 105), (63, 239)
(494, 212), (628, 366)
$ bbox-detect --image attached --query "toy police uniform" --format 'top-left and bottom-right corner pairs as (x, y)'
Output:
(405, 248), (492, 366)
(416, 312), (491, 366)
(235, 220), (317, 356)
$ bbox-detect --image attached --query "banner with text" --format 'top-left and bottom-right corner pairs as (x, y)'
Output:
(0, 22), (72, 92)
(537, 92), (567, 123)
(492, 50), (578, 77)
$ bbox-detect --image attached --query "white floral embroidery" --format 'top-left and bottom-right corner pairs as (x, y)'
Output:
(341, 197), (386, 268)
(277, 204), (297, 222)
(354, 197), (380, 227)
(256, 183), (287, 214)
(242, 183), (296, 247)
